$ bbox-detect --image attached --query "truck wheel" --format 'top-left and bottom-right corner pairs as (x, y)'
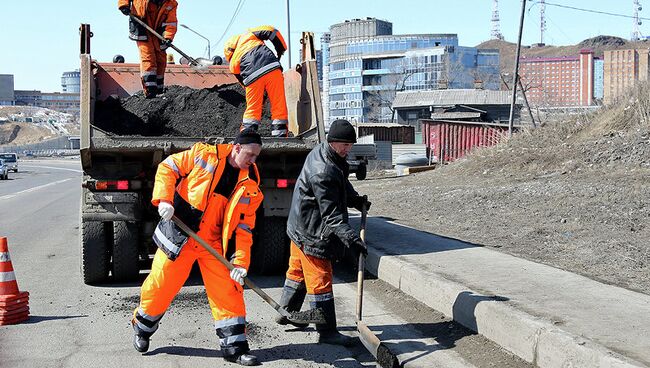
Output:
(251, 216), (289, 275)
(112, 221), (140, 282)
(81, 221), (110, 285)
(355, 163), (367, 180)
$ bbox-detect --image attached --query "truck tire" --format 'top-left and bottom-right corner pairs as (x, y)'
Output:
(355, 163), (367, 180)
(81, 221), (110, 285)
(112, 221), (140, 282)
(251, 216), (289, 275)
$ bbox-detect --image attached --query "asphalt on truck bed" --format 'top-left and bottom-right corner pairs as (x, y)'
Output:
(94, 84), (274, 137)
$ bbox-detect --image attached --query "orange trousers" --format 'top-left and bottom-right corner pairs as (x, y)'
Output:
(137, 38), (167, 95)
(243, 69), (288, 136)
(285, 241), (333, 297)
(137, 240), (245, 320)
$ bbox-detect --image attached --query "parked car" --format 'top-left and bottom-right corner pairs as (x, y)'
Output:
(0, 159), (8, 180)
(0, 153), (18, 172)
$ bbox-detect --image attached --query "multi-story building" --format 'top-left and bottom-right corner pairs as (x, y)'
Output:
(61, 70), (81, 93)
(320, 32), (331, 124)
(0, 74), (14, 106)
(14, 90), (80, 116)
(593, 59), (604, 103)
(518, 49), (595, 107)
(321, 17), (500, 125)
(603, 48), (650, 104)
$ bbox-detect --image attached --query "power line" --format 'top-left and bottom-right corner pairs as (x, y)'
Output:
(530, 1), (650, 21)
(209, 0), (246, 53)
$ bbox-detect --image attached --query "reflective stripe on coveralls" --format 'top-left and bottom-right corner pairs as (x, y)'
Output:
(132, 308), (163, 337)
(271, 119), (289, 137)
(215, 317), (247, 347)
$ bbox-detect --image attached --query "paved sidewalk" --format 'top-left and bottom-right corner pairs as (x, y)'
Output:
(350, 214), (650, 368)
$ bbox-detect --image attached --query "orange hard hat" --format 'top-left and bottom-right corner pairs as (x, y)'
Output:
(224, 34), (240, 62)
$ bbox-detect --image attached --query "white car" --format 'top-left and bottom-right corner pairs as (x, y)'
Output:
(0, 159), (8, 180)
(0, 153), (18, 173)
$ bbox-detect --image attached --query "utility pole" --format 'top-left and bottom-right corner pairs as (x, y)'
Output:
(508, 0), (527, 138)
(286, 0), (292, 67)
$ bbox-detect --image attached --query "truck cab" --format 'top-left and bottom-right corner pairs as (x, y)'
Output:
(0, 153), (18, 173)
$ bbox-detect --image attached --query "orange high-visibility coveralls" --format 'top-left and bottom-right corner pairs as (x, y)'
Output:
(132, 142), (263, 357)
(118, 0), (178, 97)
(224, 26), (289, 137)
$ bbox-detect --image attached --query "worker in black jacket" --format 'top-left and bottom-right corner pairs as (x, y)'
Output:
(278, 119), (370, 346)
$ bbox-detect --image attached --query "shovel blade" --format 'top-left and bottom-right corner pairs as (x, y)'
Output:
(287, 307), (327, 325)
(357, 320), (400, 368)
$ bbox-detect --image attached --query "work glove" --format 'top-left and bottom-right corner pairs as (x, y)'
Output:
(230, 267), (247, 285)
(350, 237), (368, 257)
(158, 201), (174, 221)
(160, 39), (172, 51)
(119, 6), (130, 15)
(351, 195), (371, 212)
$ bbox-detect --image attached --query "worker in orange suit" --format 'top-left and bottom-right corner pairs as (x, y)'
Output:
(224, 26), (289, 137)
(131, 128), (264, 367)
(118, 0), (178, 98)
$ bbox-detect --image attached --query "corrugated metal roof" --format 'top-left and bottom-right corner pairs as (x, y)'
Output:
(430, 112), (482, 120)
(393, 89), (514, 108)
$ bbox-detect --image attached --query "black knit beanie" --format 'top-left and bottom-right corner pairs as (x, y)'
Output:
(234, 128), (262, 145)
(327, 119), (357, 143)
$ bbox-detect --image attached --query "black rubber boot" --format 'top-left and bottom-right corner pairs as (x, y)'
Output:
(275, 281), (308, 328)
(132, 333), (150, 352)
(144, 85), (158, 99)
(224, 352), (260, 366)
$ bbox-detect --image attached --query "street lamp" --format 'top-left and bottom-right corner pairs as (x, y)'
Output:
(180, 24), (210, 58)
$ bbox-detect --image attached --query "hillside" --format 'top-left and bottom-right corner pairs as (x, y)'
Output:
(0, 106), (79, 146)
(357, 81), (650, 294)
(477, 35), (648, 76)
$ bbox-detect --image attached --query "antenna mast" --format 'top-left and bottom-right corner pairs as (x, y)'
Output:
(492, 0), (504, 40)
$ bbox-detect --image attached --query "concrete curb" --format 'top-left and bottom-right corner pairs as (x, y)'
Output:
(364, 248), (646, 368)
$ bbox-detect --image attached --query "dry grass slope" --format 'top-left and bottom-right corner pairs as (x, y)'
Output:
(358, 82), (650, 294)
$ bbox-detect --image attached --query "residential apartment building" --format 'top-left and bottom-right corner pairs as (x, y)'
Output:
(321, 17), (500, 125)
(603, 48), (650, 104)
(518, 49), (595, 107)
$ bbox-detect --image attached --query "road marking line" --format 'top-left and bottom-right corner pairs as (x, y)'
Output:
(21, 165), (82, 173)
(0, 178), (74, 201)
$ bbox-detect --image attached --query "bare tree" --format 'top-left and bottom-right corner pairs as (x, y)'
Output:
(364, 60), (416, 124)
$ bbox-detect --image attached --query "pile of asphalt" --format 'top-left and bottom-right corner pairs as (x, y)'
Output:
(94, 84), (272, 137)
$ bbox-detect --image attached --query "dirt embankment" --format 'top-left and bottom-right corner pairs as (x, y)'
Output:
(358, 82), (650, 294)
(94, 84), (273, 137)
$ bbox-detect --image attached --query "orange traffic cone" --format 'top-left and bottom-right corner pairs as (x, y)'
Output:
(0, 237), (30, 325)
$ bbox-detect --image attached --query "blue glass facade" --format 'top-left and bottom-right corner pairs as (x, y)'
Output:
(322, 19), (500, 125)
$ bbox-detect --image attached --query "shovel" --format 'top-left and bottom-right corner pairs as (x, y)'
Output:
(170, 215), (326, 325)
(129, 15), (212, 70)
(356, 203), (400, 368)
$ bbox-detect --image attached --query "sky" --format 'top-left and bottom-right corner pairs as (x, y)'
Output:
(2, 0), (644, 92)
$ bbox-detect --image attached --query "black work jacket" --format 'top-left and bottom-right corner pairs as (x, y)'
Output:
(286, 143), (360, 259)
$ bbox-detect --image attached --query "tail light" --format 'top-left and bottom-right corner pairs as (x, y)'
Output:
(83, 180), (143, 191)
(276, 178), (297, 188)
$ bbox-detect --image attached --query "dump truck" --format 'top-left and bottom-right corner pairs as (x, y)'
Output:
(78, 24), (326, 284)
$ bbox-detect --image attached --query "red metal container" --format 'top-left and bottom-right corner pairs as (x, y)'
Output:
(421, 119), (508, 163)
